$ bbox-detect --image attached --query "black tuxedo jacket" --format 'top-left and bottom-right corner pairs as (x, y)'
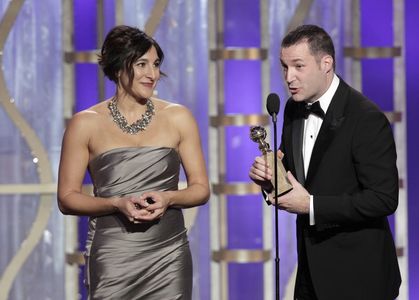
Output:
(281, 78), (401, 300)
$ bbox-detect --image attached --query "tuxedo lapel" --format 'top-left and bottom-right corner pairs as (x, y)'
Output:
(292, 117), (305, 185)
(305, 80), (349, 185)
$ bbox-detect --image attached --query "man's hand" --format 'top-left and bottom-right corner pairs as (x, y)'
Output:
(249, 156), (273, 191)
(275, 171), (310, 214)
(249, 150), (284, 192)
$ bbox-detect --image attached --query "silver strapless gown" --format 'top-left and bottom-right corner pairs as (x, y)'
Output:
(85, 147), (192, 300)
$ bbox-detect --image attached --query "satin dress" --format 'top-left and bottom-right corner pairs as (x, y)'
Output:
(85, 147), (192, 300)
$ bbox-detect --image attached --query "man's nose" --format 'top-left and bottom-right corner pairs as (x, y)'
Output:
(285, 69), (294, 83)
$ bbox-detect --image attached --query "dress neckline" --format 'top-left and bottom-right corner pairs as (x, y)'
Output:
(89, 146), (176, 164)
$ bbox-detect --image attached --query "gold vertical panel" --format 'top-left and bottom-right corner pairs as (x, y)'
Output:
(115, 0), (124, 26)
(285, 0), (314, 33)
(64, 50), (99, 63)
(212, 183), (262, 195)
(351, 0), (362, 91)
(62, 0), (75, 121)
(260, 0), (273, 298)
(208, 0), (221, 298)
(343, 47), (401, 59)
(0, 183), (107, 195)
(144, 0), (170, 36)
(215, 0), (228, 297)
(0, 0), (55, 299)
(61, 1), (78, 298)
(66, 252), (85, 265)
(384, 111), (402, 123)
(0, 184), (57, 194)
(393, 0), (408, 298)
(212, 249), (271, 263)
(396, 247), (404, 257)
(210, 48), (268, 60)
(209, 114), (270, 126)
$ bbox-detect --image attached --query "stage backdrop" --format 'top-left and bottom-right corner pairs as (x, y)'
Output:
(0, 1), (417, 300)
(0, 0), (64, 299)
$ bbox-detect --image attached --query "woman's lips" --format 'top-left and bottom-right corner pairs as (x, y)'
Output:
(141, 82), (154, 88)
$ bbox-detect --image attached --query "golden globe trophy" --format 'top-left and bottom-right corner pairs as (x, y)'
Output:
(250, 125), (292, 196)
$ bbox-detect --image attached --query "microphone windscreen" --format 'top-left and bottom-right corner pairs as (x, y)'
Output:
(266, 93), (280, 116)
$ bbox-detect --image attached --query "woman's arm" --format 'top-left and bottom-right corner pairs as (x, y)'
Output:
(57, 112), (141, 220)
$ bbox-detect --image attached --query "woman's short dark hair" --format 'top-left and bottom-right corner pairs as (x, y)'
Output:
(282, 24), (335, 70)
(98, 25), (165, 88)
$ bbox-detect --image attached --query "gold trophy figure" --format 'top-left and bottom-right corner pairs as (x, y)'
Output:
(250, 126), (293, 196)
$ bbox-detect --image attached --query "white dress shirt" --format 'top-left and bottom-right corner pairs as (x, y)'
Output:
(305, 74), (340, 225)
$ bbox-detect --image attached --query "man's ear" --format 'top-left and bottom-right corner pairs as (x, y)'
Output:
(322, 55), (334, 73)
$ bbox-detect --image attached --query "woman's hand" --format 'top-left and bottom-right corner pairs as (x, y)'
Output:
(112, 196), (154, 223)
(135, 191), (170, 221)
(114, 192), (171, 223)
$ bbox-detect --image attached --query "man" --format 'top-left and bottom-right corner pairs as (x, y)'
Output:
(249, 24), (401, 300)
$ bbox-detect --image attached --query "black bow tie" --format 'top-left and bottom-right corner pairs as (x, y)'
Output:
(301, 101), (325, 119)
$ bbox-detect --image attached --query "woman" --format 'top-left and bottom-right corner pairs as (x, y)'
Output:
(57, 25), (210, 299)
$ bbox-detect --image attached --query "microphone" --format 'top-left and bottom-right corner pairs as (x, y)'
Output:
(266, 93), (280, 122)
(266, 92), (281, 300)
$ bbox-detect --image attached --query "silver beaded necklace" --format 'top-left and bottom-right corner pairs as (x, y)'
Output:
(108, 97), (155, 134)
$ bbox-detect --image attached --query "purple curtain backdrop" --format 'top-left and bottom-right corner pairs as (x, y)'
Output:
(405, 0), (419, 297)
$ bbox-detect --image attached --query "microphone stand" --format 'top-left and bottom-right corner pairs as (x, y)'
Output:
(272, 112), (280, 300)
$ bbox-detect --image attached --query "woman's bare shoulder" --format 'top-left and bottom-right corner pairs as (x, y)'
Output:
(153, 97), (191, 118)
(66, 101), (109, 132)
(153, 98), (198, 138)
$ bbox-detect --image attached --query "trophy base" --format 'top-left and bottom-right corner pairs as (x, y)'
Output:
(264, 151), (293, 197)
